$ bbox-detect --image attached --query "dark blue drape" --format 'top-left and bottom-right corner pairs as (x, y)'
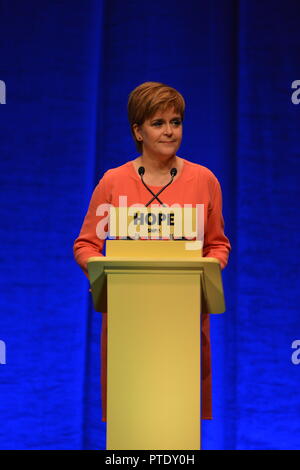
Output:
(0, 0), (300, 450)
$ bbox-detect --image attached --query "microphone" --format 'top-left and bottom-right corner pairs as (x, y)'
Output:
(138, 166), (164, 205)
(144, 167), (177, 207)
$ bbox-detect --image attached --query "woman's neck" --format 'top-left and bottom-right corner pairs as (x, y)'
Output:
(138, 153), (179, 175)
(133, 154), (183, 186)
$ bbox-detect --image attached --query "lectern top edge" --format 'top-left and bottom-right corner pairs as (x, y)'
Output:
(87, 256), (221, 265)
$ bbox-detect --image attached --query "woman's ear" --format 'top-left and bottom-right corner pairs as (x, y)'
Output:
(132, 123), (142, 141)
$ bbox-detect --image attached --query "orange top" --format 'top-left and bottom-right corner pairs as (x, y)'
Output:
(73, 157), (231, 420)
(74, 158), (231, 272)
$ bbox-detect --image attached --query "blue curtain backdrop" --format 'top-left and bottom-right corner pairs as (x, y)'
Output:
(0, 0), (299, 450)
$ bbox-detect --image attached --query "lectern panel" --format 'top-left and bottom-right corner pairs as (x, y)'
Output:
(106, 270), (201, 450)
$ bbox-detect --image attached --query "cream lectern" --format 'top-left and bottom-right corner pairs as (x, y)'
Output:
(87, 239), (225, 450)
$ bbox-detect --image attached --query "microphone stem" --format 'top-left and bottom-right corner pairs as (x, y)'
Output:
(145, 176), (175, 207)
(141, 176), (164, 205)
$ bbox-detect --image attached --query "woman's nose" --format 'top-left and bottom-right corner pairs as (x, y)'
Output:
(164, 124), (173, 135)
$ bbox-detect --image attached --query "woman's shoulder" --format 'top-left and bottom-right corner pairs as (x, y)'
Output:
(99, 160), (136, 184)
(181, 158), (219, 184)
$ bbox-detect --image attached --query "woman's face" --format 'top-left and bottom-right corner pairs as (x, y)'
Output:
(133, 107), (183, 159)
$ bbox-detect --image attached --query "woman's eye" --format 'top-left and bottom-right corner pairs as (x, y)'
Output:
(152, 120), (181, 127)
(172, 120), (181, 126)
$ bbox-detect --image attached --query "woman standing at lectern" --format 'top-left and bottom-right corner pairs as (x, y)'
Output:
(73, 81), (231, 421)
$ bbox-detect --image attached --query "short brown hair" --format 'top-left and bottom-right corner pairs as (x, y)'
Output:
(128, 81), (185, 153)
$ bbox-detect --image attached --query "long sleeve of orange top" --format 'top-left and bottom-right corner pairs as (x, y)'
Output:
(202, 178), (230, 268)
(73, 173), (110, 277)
